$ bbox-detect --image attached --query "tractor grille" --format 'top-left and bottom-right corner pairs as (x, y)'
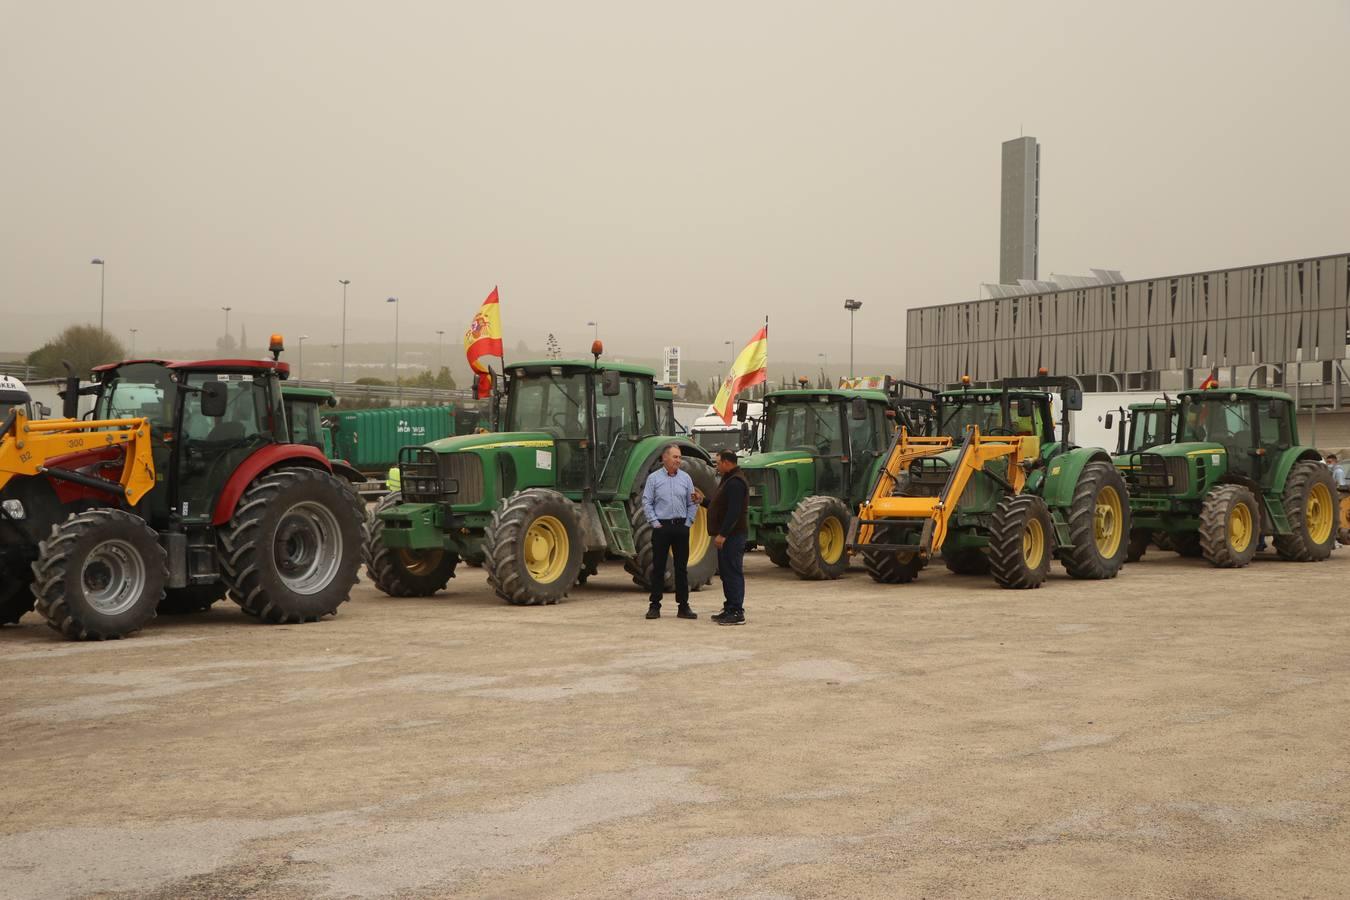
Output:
(398, 449), (485, 505)
(1127, 454), (1188, 494)
(744, 469), (779, 506)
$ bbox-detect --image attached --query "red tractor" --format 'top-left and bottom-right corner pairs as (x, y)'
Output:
(0, 336), (365, 639)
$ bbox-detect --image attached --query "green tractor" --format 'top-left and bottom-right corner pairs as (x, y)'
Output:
(737, 387), (900, 579)
(281, 386), (368, 488)
(1120, 387), (1339, 567)
(891, 376), (1131, 584)
(365, 357), (719, 605)
(1106, 398), (1177, 561)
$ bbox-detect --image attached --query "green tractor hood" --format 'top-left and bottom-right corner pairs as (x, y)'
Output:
(424, 431), (554, 453)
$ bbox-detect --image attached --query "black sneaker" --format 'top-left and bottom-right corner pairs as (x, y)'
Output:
(645, 604), (660, 619)
(677, 605), (697, 620)
(714, 609), (744, 626)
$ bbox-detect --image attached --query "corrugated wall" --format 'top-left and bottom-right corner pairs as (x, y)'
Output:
(906, 254), (1350, 385)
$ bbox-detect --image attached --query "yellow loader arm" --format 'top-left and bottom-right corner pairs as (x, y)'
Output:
(0, 410), (155, 505)
(851, 426), (1034, 558)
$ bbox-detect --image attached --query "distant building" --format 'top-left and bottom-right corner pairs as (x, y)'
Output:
(999, 136), (1040, 284)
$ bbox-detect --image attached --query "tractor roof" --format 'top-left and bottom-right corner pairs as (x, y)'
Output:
(937, 387), (1049, 400)
(508, 359), (657, 378)
(92, 358), (290, 376)
(654, 386), (674, 399)
(765, 388), (890, 403)
(1178, 387), (1292, 402)
(1129, 399), (1174, 410)
(282, 386), (337, 402)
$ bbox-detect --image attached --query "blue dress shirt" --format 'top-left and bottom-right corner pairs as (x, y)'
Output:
(642, 467), (697, 527)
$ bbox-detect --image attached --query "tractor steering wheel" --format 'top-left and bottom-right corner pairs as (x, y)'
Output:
(985, 426), (1016, 436)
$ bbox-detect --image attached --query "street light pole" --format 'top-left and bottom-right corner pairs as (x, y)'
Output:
(91, 258), (106, 332)
(387, 297), (400, 405)
(221, 306), (232, 349)
(843, 299), (863, 379)
(129, 328), (138, 356)
(329, 344), (339, 383)
(338, 279), (351, 383)
(436, 329), (445, 404)
(298, 335), (309, 384)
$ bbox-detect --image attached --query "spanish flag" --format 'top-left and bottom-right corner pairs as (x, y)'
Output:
(712, 323), (768, 424)
(1199, 367), (1219, 390)
(464, 287), (504, 397)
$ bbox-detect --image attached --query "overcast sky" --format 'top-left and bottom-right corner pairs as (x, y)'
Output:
(3, 0), (1348, 372)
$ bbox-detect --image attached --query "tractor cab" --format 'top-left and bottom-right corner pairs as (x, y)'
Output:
(1113, 400), (1175, 458)
(281, 385), (337, 456)
(0, 374), (33, 422)
(654, 386), (679, 436)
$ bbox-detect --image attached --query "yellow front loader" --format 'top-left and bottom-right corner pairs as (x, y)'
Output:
(848, 425), (1052, 588)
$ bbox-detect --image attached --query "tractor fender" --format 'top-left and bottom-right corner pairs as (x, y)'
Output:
(616, 436), (712, 498)
(1267, 447), (1324, 494)
(330, 460), (368, 486)
(210, 444), (332, 525)
(1035, 447), (1113, 509)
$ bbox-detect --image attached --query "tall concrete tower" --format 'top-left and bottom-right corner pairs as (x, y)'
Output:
(1000, 136), (1040, 284)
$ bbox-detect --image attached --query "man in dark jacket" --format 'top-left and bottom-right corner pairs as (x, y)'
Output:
(695, 449), (749, 625)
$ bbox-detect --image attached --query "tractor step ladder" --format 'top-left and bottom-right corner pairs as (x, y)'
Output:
(849, 426), (1033, 558)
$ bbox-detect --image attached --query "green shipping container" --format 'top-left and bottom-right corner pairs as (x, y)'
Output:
(329, 405), (457, 474)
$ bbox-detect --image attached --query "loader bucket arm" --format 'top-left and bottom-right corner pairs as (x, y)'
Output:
(851, 425), (1030, 558)
(0, 411), (156, 505)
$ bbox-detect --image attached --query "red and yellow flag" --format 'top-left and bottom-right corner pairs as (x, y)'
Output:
(712, 324), (768, 424)
(1199, 367), (1219, 390)
(464, 287), (504, 397)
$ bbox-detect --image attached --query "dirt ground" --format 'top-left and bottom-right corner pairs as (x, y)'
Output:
(2, 548), (1348, 899)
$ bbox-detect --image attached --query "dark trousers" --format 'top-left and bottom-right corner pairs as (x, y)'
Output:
(717, 533), (746, 612)
(649, 520), (689, 606)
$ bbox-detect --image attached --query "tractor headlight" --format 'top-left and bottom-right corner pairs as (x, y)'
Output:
(1, 499), (24, 520)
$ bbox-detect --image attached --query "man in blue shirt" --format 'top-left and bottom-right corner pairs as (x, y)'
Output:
(641, 444), (699, 620)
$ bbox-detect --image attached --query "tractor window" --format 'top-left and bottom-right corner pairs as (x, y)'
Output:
(1127, 409), (1171, 452)
(937, 398), (1003, 438)
(848, 402), (887, 458)
(764, 400), (844, 456)
(95, 363), (178, 431)
(693, 429), (740, 453)
(1256, 400), (1292, 453)
(286, 400), (323, 449)
(1179, 397), (1251, 444)
(506, 372), (588, 439)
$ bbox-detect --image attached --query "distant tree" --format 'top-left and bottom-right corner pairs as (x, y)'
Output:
(26, 325), (128, 377)
(545, 333), (561, 360)
(398, 367), (456, 389)
(514, 339), (530, 357)
(239, 323), (248, 354)
(684, 380), (705, 403)
(215, 333), (238, 353)
(354, 376), (390, 386)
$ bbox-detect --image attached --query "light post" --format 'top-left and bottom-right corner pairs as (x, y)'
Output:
(329, 344), (339, 383)
(818, 352), (828, 387)
(843, 298), (863, 379)
(338, 279), (351, 383)
(90, 258), (106, 332)
(387, 296), (400, 405)
(129, 328), (138, 356)
(586, 320), (599, 342)
(220, 306), (232, 349)
(297, 335), (309, 384)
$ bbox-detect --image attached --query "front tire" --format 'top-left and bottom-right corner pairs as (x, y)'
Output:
(786, 495), (851, 580)
(861, 526), (927, 584)
(364, 492), (459, 597)
(483, 488), (585, 605)
(1060, 461), (1130, 579)
(988, 494), (1053, 590)
(220, 468), (365, 623)
(31, 508), (166, 640)
(1199, 484), (1260, 568)
(1274, 461), (1339, 562)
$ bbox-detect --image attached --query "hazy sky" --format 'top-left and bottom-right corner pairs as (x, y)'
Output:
(3, 0), (1348, 373)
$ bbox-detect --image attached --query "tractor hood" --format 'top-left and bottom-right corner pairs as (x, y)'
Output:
(424, 431), (554, 454)
(739, 450), (813, 472)
(1145, 441), (1224, 460)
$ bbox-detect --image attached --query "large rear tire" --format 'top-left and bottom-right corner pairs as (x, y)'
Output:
(220, 468), (365, 623)
(1198, 484), (1260, 568)
(1059, 461), (1130, 579)
(483, 488), (584, 605)
(944, 547), (990, 576)
(626, 457), (718, 592)
(786, 495), (851, 580)
(31, 508), (166, 640)
(0, 561), (36, 624)
(988, 494), (1053, 590)
(1273, 461), (1339, 562)
(158, 583), (228, 615)
(364, 492), (459, 597)
(861, 527), (927, 584)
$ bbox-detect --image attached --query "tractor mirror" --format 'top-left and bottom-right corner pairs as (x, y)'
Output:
(1104, 413), (1114, 430)
(735, 400), (748, 422)
(1016, 397), (1034, 418)
(200, 381), (229, 417)
(850, 397), (868, 420)
(1063, 388), (1084, 411)
(36, 402), (51, 419)
(600, 370), (621, 397)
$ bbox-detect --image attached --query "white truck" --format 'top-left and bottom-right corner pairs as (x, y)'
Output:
(689, 400), (763, 455)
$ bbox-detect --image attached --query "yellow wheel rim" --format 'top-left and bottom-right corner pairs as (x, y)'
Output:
(1306, 482), (1333, 544)
(688, 507), (711, 565)
(1228, 500), (1253, 553)
(818, 516), (845, 564)
(1093, 485), (1123, 558)
(1023, 517), (1045, 568)
(523, 515), (569, 584)
(398, 548), (445, 576)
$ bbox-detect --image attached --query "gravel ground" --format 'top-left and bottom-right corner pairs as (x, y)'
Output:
(2, 548), (1348, 899)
